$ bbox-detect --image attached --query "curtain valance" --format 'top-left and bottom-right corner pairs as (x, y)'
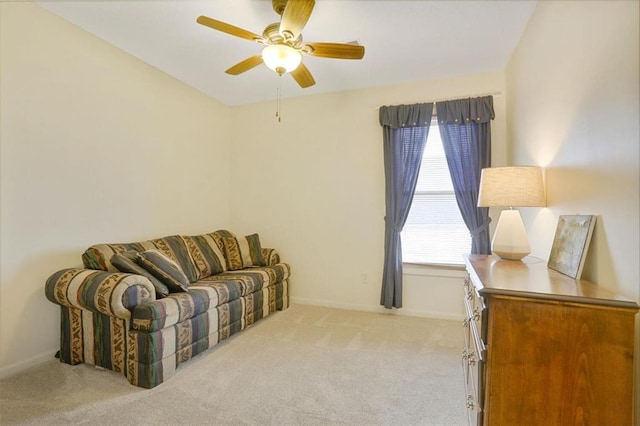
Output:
(436, 96), (494, 124)
(379, 103), (434, 129)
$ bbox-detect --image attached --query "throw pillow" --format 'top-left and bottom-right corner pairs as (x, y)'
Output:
(111, 251), (170, 298)
(244, 233), (266, 267)
(136, 250), (189, 293)
(149, 235), (199, 283)
(221, 233), (266, 271)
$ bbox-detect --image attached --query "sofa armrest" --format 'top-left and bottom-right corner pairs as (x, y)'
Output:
(262, 248), (280, 266)
(45, 268), (155, 320)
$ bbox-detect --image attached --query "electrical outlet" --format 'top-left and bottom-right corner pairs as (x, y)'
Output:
(360, 273), (368, 284)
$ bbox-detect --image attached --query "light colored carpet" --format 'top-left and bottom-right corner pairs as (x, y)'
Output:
(0, 304), (467, 425)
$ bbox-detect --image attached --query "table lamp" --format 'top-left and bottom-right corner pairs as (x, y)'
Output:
(477, 166), (546, 260)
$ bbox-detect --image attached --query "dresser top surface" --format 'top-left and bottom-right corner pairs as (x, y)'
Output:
(464, 254), (639, 310)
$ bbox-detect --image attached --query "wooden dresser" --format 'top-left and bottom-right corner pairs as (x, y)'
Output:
(462, 254), (639, 426)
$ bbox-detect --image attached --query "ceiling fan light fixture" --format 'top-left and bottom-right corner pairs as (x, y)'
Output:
(261, 44), (302, 75)
(198, 0), (363, 89)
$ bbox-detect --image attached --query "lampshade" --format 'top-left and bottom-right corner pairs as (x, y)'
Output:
(478, 166), (545, 261)
(478, 166), (545, 207)
(261, 44), (302, 75)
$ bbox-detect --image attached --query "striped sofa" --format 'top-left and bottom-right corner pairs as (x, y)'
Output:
(45, 230), (290, 388)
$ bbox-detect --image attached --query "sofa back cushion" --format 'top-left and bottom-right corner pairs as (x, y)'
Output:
(182, 234), (227, 280)
(82, 240), (157, 272)
(82, 235), (198, 283)
(208, 229), (235, 252)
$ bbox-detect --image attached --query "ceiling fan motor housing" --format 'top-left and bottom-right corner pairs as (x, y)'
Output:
(263, 22), (303, 48)
(263, 23), (285, 44)
(272, 0), (288, 16)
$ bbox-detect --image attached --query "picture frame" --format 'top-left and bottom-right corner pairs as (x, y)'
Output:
(547, 215), (596, 279)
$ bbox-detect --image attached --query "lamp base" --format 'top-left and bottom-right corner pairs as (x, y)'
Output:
(492, 209), (531, 260)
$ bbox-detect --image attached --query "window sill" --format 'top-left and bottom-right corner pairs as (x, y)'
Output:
(403, 262), (467, 278)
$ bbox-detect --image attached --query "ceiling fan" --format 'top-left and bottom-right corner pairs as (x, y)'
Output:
(196, 0), (365, 88)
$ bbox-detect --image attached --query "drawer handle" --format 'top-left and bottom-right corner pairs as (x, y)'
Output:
(472, 308), (480, 322)
(466, 395), (474, 409)
(467, 353), (476, 366)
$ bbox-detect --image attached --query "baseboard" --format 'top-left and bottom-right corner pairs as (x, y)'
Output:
(290, 296), (465, 321)
(0, 349), (56, 380)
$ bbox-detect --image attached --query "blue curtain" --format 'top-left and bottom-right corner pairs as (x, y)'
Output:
(436, 96), (493, 254)
(379, 103), (433, 309)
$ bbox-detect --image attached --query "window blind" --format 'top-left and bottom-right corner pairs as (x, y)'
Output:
(401, 121), (471, 265)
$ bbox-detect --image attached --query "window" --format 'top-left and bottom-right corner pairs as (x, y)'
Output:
(401, 118), (471, 266)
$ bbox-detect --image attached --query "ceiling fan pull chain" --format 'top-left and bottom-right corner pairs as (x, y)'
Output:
(276, 80), (282, 123)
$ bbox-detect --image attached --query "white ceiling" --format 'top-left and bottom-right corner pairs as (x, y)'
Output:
(36, 0), (537, 106)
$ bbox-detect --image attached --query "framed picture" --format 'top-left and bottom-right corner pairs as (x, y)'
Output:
(547, 215), (596, 279)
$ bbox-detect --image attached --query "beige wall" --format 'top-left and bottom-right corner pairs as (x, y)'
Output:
(506, 1), (640, 421)
(229, 71), (507, 319)
(0, 3), (232, 376)
(506, 0), (639, 301)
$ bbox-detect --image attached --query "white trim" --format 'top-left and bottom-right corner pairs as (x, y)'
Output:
(403, 263), (467, 278)
(0, 349), (56, 379)
(290, 297), (464, 321)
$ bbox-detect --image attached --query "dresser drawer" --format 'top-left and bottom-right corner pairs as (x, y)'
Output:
(463, 316), (485, 401)
(463, 277), (487, 358)
(462, 340), (484, 426)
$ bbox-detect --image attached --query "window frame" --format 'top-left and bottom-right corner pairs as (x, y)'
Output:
(401, 118), (471, 268)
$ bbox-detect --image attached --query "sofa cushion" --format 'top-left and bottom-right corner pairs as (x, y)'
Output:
(131, 287), (215, 332)
(137, 250), (189, 293)
(131, 285), (243, 332)
(182, 234), (227, 279)
(198, 264), (291, 296)
(130, 263), (291, 332)
(111, 251), (170, 298)
(208, 229), (236, 252)
(149, 235), (199, 283)
(221, 234), (266, 270)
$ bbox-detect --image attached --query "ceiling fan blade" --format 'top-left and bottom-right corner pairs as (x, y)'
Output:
(305, 42), (365, 60)
(225, 55), (264, 75)
(197, 15), (262, 42)
(279, 0), (315, 40)
(291, 63), (315, 88)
